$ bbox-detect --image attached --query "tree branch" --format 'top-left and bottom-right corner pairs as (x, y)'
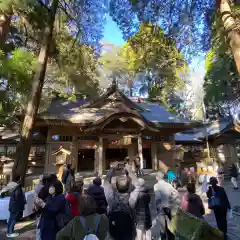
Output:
(58, 0), (77, 23)
(37, 0), (51, 12)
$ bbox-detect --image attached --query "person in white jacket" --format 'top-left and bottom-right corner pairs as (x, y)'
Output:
(154, 172), (180, 240)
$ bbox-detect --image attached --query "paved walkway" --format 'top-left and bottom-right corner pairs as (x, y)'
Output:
(1, 173), (240, 239)
(0, 220), (36, 239)
(202, 181), (240, 240)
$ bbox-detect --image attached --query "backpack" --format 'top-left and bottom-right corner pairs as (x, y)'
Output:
(56, 200), (73, 230)
(80, 215), (101, 240)
(108, 194), (135, 240)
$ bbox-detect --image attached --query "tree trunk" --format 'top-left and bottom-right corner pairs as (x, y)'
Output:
(0, 8), (12, 50)
(12, 0), (59, 183)
(220, 0), (240, 74)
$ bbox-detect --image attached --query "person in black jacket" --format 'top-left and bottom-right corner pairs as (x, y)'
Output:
(62, 164), (70, 190)
(129, 178), (152, 240)
(87, 177), (108, 214)
(134, 157), (142, 177)
(176, 164), (183, 187)
(7, 176), (26, 238)
(207, 177), (231, 240)
(37, 174), (58, 207)
(39, 180), (66, 240)
(229, 163), (238, 189)
(62, 164), (75, 193)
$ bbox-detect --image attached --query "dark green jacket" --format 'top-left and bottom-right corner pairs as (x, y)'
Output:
(56, 214), (109, 240)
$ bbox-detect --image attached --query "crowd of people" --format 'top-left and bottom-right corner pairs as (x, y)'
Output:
(5, 160), (236, 240)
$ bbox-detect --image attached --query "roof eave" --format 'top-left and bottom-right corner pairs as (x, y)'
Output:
(175, 140), (203, 145)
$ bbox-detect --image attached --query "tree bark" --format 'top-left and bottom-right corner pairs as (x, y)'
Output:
(12, 0), (59, 183)
(0, 7), (12, 50)
(220, 0), (240, 74)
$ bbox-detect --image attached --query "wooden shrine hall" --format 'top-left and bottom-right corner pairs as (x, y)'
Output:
(33, 81), (198, 175)
(0, 81), (199, 177)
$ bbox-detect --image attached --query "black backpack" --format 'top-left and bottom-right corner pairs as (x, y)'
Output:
(56, 200), (74, 230)
(108, 194), (135, 240)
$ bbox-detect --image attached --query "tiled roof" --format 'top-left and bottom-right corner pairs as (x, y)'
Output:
(183, 119), (231, 139)
(176, 119), (233, 143)
(37, 77), (200, 127)
(36, 82), (200, 133)
(39, 97), (197, 126)
(136, 102), (195, 124)
(41, 99), (88, 115)
(39, 99), (108, 124)
(175, 132), (202, 143)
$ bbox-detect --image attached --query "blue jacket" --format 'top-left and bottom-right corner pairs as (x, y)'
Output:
(40, 194), (66, 240)
(167, 170), (176, 183)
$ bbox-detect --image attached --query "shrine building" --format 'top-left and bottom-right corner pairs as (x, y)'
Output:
(36, 81), (198, 175)
(0, 81), (199, 177)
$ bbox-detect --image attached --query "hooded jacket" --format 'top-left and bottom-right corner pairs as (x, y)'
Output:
(181, 192), (205, 218)
(129, 185), (152, 230)
(87, 177), (108, 214)
(9, 183), (26, 213)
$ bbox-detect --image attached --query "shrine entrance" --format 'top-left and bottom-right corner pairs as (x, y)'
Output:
(78, 149), (95, 171)
(143, 148), (152, 169)
(105, 148), (128, 169)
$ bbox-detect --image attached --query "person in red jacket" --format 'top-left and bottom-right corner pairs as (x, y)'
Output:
(66, 182), (83, 216)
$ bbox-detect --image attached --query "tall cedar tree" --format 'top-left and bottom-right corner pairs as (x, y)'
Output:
(12, 0), (59, 182)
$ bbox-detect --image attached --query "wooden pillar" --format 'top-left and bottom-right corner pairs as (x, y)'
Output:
(98, 137), (104, 175)
(44, 128), (52, 172)
(102, 140), (106, 172)
(151, 142), (158, 170)
(229, 143), (238, 163)
(128, 144), (135, 163)
(138, 136), (143, 169)
(71, 134), (78, 171)
(94, 147), (99, 173)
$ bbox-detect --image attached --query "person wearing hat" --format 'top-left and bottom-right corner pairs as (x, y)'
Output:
(87, 177), (108, 215)
(207, 177), (231, 239)
(154, 172), (180, 240)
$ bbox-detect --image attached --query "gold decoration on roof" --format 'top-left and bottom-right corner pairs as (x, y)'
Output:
(52, 146), (71, 156)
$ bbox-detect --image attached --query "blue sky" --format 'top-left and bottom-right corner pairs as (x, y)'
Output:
(102, 15), (205, 85)
(102, 15), (125, 45)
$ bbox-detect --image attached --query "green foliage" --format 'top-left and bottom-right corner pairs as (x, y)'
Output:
(1, 48), (36, 90)
(0, 0), (13, 12)
(55, 31), (100, 97)
(100, 45), (128, 72)
(204, 50), (237, 103)
(99, 44), (134, 93)
(109, 0), (214, 59)
(204, 11), (239, 118)
(121, 23), (187, 99)
(0, 48), (36, 124)
(0, 0), (103, 126)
